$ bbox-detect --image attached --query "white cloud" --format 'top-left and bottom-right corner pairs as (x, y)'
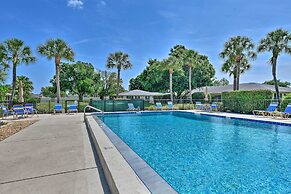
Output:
(100, 1), (106, 6)
(67, 0), (84, 9)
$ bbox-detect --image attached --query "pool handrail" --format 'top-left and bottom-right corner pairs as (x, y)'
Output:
(84, 105), (104, 119)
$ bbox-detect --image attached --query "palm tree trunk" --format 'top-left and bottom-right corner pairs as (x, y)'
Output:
(272, 56), (280, 100)
(233, 74), (237, 91)
(169, 66), (173, 102)
(236, 58), (241, 90)
(117, 68), (121, 97)
(9, 63), (17, 107)
(55, 55), (61, 103)
(189, 66), (192, 103)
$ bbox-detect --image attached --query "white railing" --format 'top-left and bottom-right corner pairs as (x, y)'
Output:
(84, 105), (104, 118)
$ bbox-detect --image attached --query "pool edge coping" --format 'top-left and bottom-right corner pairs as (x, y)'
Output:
(92, 115), (178, 194)
(84, 115), (151, 194)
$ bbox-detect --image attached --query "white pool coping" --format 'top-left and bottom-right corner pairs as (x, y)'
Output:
(85, 115), (151, 194)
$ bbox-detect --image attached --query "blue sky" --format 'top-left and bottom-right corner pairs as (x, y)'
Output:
(1, 0), (291, 93)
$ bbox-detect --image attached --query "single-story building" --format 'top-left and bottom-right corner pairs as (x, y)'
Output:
(191, 83), (291, 100)
(118, 89), (168, 102)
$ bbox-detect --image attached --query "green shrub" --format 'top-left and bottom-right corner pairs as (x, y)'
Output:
(281, 93), (291, 111)
(222, 90), (273, 114)
(192, 92), (205, 100)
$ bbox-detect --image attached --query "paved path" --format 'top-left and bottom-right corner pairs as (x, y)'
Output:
(0, 114), (109, 194)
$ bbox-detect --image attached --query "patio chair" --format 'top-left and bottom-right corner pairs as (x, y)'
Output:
(274, 104), (291, 118)
(156, 102), (162, 110)
(67, 104), (78, 114)
(210, 102), (218, 112)
(1, 105), (9, 119)
(13, 105), (28, 119)
(127, 103), (139, 111)
(54, 104), (64, 114)
(253, 102), (278, 117)
(195, 102), (204, 110)
(24, 103), (38, 116)
(167, 101), (173, 110)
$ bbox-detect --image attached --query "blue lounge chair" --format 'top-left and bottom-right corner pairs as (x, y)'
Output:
(1, 105), (9, 119)
(24, 103), (38, 116)
(127, 103), (139, 111)
(253, 102), (278, 116)
(275, 104), (291, 118)
(54, 104), (64, 114)
(195, 102), (204, 110)
(210, 103), (218, 111)
(156, 102), (162, 110)
(68, 104), (78, 113)
(167, 101), (173, 109)
(13, 105), (27, 119)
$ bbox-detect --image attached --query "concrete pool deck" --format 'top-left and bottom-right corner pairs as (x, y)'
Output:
(0, 113), (110, 194)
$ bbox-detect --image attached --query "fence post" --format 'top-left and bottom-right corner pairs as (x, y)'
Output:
(48, 100), (51, 114)
(78, 100), (80, 112)
(104, 99), (106, 112)
(65, 100), (67, 113)
(113, 100), (115, 112)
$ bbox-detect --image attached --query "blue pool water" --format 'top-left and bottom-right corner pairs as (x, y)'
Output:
(99, 112), (291, 193)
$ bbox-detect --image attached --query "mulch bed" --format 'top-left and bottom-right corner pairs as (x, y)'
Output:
(0, 120), (38, 141)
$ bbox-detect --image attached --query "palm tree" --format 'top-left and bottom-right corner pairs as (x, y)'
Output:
(220, 36), (257, 90)
(15, 76), (34, 101)
(38, 39), (75, 103)
(183, 50), (200, 103)
(221, 58), (251, 90)
(0, 47), (9, 84)
(0, 38), (36, 105)
(258, 29), (291, 100)
(160, 56), (183, 102)
(106, 51), (133, 96)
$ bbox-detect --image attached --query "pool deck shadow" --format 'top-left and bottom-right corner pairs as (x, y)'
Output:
(0, 113), (110, 194)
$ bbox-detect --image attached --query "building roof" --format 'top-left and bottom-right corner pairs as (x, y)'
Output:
(191, 83), (291, 94)
(119, 89), (168, 96)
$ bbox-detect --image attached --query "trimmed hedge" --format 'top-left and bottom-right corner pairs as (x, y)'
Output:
(281, 93), (291, 111)
(192, 92), (205, 100)
(222, 90), (273, 114)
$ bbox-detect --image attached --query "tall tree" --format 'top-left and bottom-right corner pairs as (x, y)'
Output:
(106, 51), (132, 96)
(258, 29), (291, 100)
(41, 86), (56, 98)
(220, 36), (257, 90)
(263, 80), (290, 88)
(38, 39), (75, 103)
(99, 71), (125, 99)
(0, 71), (7, 84)
(159, 56), (183, 102)
(57, 61), (98, 101)
(212, 78), (230, 86)
(15, 75), (34, 101)
(129, 54), (215, 98)
(0, 38), (36, 105)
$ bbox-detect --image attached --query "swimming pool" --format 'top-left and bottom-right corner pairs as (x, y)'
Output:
(97, 111), (291, 193)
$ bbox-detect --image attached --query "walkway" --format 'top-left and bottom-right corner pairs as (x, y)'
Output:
(0, 114), (109, 194)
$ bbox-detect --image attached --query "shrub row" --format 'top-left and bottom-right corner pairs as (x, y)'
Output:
(222, 90), (273, 114)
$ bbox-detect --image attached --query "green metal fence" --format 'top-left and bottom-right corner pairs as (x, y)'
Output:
(90, 99), (145, 112)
